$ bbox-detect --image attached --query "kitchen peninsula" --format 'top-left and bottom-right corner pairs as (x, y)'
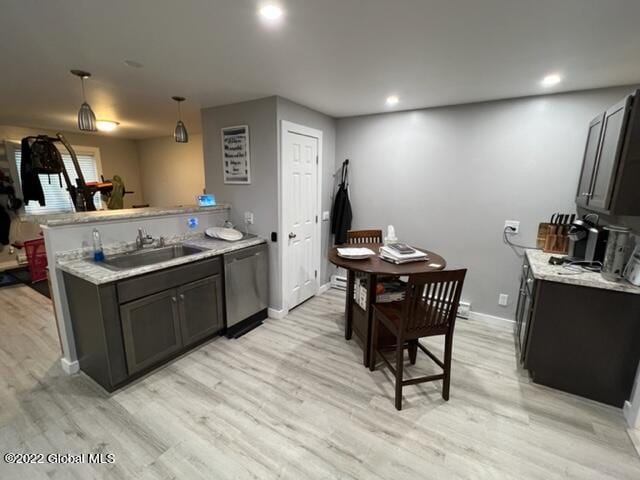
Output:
(38, 205), (258, 377)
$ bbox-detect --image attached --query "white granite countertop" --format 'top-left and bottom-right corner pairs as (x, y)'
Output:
(30, 204), (230, 227)
(525, 249), (640, 295)
(57, 234), (266, 284)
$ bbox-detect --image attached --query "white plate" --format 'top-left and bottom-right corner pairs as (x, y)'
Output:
(337, 252), (373, 260)
(205, 227), (244, 242)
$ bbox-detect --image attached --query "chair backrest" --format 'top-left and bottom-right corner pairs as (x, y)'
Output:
(401, 269), (467, 336)
(346, 229), (383, 244)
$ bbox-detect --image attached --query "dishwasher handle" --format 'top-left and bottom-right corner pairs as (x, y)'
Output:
(229, 251), (261, 263)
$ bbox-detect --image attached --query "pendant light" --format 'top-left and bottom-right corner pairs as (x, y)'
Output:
(172, 96), (189, 143)
(70, 70), (97, 132)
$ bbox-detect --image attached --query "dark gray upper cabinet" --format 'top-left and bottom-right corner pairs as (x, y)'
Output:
(575, 113), (604, 208)
(577, 90), (640, 215)
(178, 275), (224, 347)
(120, 289), (183, 375)
(589, 95), (632, 210)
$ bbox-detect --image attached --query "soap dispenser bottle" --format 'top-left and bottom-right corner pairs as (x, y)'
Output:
(92, 228), (105, 262)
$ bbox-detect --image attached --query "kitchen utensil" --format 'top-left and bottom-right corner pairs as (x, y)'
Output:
(601, 225), (631, 281)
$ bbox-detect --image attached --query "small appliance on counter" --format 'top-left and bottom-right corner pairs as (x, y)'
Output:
(567, 217), (608, 262)
(624, 245), (640, 286)
(601, 225), (631, 281)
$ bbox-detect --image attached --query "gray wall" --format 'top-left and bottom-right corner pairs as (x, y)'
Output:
(202, 97), (279, 306)
(276, 97), (337, 287)
(336, 85), (640, 319)
(202, 96), (336, 311)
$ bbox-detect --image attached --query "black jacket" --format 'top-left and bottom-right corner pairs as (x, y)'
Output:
(331, 162), (352, 245)
(20, 138), (45, 206)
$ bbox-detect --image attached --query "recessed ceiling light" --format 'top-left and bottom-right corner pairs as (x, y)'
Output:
(541, 74), (562, 87)
(124, 60), (143, 68)
(96, 120), (120, 132)
(259, 4), (284, 21)
(386, 95), (399, 106)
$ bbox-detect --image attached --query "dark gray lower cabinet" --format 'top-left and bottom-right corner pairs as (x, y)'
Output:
(64, 256), (224, 391)
(179, 276), (223, 347)
(120, 289), (183, 375)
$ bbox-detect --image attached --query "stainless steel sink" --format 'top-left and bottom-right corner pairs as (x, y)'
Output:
(101, 244), (206, 270)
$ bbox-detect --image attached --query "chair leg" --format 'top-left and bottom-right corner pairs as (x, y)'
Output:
(394, 339), (404, 410)
(345, 271), (354, 340)
(408, 340), (417, 365)
(442, 333), (453, 401)
(369, 313), (379, 371)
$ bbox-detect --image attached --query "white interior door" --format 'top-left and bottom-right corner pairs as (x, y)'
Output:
(283, 129), (319, 309)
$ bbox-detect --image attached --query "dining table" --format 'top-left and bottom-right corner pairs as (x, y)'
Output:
(328, 243), (447, 367)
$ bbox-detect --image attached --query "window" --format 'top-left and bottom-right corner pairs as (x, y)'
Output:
(14, 146), (102, 214)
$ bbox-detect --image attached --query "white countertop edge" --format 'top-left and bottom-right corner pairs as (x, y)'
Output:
(525, 249), (640, 295)
(57, 236), (266, 285)
(27, 204), (231, 228)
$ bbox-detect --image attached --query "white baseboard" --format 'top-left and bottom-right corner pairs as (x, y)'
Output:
(60, 357), (79, 375)
(268, 307), (288, 319)
(318, 282), (332, 295)
(467, 310), (514, 324)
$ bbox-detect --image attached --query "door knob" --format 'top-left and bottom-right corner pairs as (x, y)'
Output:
(289, 232), (297, 239)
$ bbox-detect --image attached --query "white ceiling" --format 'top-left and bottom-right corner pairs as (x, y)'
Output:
(1, 0), (640, 139)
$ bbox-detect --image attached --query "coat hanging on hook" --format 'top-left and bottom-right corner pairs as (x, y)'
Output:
(331, 159), (352, 245)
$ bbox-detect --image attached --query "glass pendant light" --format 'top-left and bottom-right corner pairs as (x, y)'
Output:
(172, 96), (189, 143)
(71, 70), (97, 132)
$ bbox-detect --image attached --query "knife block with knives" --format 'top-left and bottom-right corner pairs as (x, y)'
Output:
(537, 213), (575, 254)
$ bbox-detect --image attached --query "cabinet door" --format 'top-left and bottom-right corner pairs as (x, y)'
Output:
(178, 275), (224, 347)
(575, 113), (604, 207)
(588, 95), (632, 211)
(120, 289), (182, 375)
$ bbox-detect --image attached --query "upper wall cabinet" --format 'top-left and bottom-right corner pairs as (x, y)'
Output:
(576, 90), (640, 215)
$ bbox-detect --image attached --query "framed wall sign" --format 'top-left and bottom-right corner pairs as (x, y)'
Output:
(221, 125), (251, 184)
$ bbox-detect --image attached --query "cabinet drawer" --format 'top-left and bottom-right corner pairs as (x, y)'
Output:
(117, 257), (221, 304)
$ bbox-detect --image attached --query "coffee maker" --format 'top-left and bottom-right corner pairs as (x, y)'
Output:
(567, 218), (608, 262)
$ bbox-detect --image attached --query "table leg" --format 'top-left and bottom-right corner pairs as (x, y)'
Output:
(345, 269), (354, 340)
(363, 273), (377, 368)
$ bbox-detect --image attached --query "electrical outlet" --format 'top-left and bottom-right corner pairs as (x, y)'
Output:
(504, 220), (520, 234)
(498, 293), (509, 306)
(244, 212), (254, 225)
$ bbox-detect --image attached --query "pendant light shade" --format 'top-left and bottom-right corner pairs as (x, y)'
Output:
(172, 96), (189, 143)
(71, 70), (97, 132)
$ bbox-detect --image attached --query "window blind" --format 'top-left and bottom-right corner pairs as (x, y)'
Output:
(15, 150), (102, 214)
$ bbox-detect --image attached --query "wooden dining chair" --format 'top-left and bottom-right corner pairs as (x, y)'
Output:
(346, 229), (383, 244)
(344, 229), (383, 340)
(370, 269), (467, 410)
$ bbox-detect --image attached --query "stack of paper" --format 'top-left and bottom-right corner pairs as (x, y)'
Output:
(379, 245), (428, 264)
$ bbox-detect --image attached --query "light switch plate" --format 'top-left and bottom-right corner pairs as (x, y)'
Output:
(244, 212), (254, 225)
(322, 211), (330, 221)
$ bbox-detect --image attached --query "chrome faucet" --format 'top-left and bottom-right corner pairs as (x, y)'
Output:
(136, 228), (155, 249)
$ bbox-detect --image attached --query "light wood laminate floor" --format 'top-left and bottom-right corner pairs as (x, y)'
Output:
(0, 285), (639, 479)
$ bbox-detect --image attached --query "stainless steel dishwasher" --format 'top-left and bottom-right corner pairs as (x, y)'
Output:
(223, 242), (268, 338)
